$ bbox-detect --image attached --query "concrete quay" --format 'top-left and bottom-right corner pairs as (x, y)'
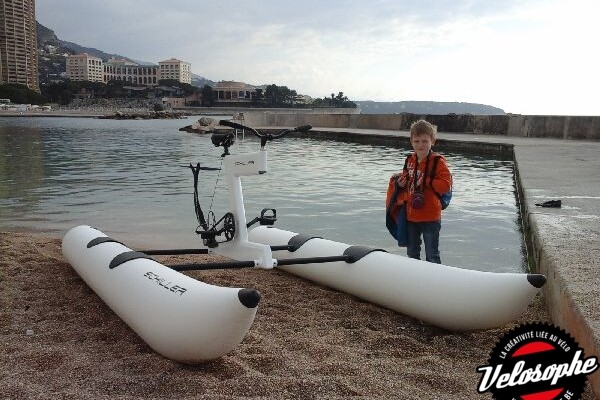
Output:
(266, 126), (600, 396)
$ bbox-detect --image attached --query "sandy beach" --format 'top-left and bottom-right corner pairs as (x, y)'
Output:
(0, 231), (595, 399)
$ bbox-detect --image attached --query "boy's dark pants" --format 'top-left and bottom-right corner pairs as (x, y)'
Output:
(407, 221), (441, 264)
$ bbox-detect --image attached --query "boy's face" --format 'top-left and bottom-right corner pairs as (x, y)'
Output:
(410, 133), (434, 158)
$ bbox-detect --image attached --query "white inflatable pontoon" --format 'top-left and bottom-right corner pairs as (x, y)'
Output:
(248, 226), (545, 331)
(62, 225), (260, 363)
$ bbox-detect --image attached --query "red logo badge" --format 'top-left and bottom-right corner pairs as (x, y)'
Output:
(477, 323), (598, 399)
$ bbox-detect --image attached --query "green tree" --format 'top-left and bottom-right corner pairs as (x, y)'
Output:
(264, 84), (298, 107)
(58, 89), (73, 105)
(264, 84), (280, 106)
(105, 80), (126, 98)
(42, 80), (110, 104)
(311, 91), (357, 108)
(252, 88), (266, 106)
(201, 85), (215, 106)
(0, 84), (47, 105)
(158, 79), (198, 96)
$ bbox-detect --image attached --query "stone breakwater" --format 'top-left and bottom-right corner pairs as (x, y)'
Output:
(239, 111), (600, 141)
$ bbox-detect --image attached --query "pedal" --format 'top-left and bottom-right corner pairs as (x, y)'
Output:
(196, 229), (218, 247)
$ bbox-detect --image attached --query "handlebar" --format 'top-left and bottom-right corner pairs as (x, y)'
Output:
(219, 120), (260, 136)
(218, 120), (312, 147)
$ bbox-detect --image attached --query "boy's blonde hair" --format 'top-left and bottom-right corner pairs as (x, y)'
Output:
(410, 119), (437, 141)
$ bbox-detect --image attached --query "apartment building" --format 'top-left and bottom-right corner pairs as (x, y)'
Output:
(103, 57), (159, 85)
(66, 53), (104, 82)
(0, 0), (39, 91)
(65, 55), (191, 86)
(158, 58), (191, 84)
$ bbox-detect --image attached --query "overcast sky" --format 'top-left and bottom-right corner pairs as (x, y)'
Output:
(36, 0), (600, 115)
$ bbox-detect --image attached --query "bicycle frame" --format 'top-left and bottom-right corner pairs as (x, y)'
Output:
(214, 147), (274, 268)
(198, 120), (311, 268)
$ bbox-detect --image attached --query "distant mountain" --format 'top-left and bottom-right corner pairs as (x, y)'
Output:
(191, 74), (215, 88)
(37, 23), (72, 84)
(37, 22), (130, 61)
(36, 22), (58, 44)
(355, 101), (505, 115)
(36, 21), (214, 87)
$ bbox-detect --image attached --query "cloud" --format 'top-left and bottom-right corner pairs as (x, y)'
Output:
(35, 0), (600, 114)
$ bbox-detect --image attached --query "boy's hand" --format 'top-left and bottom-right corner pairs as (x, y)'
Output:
(415, 175), (423, 188)
(396, 172), (408, 188)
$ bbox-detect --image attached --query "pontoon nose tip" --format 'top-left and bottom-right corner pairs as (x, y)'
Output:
(527, 274), (547, 289)
(238, 288), (261, 308)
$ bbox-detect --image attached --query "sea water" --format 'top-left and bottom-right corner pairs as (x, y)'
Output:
(0, 116), (525, 273)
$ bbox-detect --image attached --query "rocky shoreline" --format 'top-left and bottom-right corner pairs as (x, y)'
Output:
(178, 116), (218, 133)
(97, 110), (190, 120)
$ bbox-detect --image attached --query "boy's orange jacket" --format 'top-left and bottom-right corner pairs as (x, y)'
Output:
(386, 152), (452, 223)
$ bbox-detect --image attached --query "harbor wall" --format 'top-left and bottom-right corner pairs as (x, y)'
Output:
(241, 111), (600, 140)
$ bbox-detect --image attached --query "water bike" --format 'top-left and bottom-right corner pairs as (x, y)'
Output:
(63, 120), (546, 362)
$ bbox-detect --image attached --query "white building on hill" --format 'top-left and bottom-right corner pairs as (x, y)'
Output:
(158, 58), (191, 84)
(65, 55), (191, 86)
(66, 54), (104, 82)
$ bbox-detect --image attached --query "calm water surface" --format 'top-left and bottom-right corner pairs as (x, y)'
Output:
(0, 117), (525, 273)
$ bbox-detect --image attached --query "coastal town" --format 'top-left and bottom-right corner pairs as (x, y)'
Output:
(1, 16), (354, 114)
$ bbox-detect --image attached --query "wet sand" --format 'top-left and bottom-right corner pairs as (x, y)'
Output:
(0, 231), (595, 399)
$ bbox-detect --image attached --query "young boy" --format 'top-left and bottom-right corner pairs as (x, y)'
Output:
(392, 120), (452, 264)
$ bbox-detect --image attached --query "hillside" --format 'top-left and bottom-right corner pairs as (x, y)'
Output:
(37, 22), (135, 86)
(356, 100), (505, 115)
(36, 22), (214, 88)
(37, 23), (127, 61)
